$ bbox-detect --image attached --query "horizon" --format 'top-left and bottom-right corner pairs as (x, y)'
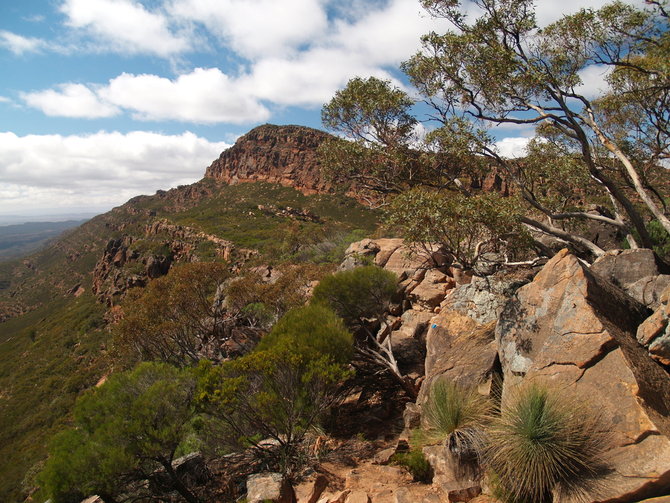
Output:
(0, 0), (644, 216)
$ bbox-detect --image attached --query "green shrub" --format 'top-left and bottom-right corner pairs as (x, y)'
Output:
(197, 305), (353, 474)
(311, 265), (397, 331)
(392, 449), (433, 483)
(256, 304), (353, 365)
(39, 362), (199, 503)
(486, 384), (607, 503)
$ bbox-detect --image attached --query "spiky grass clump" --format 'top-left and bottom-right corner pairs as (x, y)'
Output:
(422, 379), (491, 464)
(486, 384), (607, 503)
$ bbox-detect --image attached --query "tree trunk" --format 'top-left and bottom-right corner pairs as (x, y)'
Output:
(158, 457), (201, 503)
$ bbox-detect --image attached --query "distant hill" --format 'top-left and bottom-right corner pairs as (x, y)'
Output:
(0, 124), (379, 502)
(0, 220), (88, 261)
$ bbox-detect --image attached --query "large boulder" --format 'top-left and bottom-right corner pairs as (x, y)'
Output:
(590, 248), (663, 290)
(418, 277), (523, 405)
(497, 249), (670, 502)
(637, 283), (670, 366)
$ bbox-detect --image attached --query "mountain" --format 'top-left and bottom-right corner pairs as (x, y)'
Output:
(0, 124), (378, 502)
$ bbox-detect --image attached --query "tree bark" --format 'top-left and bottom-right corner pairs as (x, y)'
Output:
(158, 457), (201, 503)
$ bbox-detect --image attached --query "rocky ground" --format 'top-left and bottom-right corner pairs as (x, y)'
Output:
(242, 239), (670, 503)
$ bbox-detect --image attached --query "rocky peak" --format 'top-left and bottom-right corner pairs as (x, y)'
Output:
(204, 124), (335, 195)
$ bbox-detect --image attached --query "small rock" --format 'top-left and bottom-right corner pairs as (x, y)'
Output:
(394, 487), (412, 503)
(373, 447), (396, 465)
(345, 490), (371, 503)
(448, 485), (482, 502)
(247, 472), (296, 503)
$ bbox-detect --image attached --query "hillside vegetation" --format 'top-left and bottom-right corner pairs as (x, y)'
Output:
(0, 173), (378, 502)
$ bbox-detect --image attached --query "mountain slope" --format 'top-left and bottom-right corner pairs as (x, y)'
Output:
(0, 124), (379, 502)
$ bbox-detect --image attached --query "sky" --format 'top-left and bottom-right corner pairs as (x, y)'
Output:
(0, 0), (641, 219)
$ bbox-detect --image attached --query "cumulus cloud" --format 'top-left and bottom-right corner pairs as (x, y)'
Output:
(0, 30), (46, 55)
(575, 64), (612, 100)
(494, 137), (532, 159)
(60, 0), (193, 57)
(534, 0), (647, 26)
(100, 69), (270, 123)
(21, 84), (120, 118)
(23, 0), (449, 122)
(169, 0), (328, 59)
(0, 131), (230, 213)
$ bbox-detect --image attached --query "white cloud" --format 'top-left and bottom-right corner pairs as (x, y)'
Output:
(0, 30), (46, 55)
(60, 0), (192, 57)
(21, 84), (120, 118)
(0, 131), (230, 213)
(534, 0), (646, 26)
(169, 0), (328, 59)
(100, 68), (270, 123)
(575, 65), (612, 100)
(494, 137), (532, 159)
(0, 96), (11, 104)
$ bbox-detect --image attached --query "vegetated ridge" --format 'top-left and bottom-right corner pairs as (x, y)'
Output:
(0, 124), (378, 502)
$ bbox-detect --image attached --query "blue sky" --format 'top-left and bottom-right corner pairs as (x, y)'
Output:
(0, 0), (636, 217)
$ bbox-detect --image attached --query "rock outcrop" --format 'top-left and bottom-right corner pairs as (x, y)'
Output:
(205, 124), (335, 195)
(496, 249), (670, 502)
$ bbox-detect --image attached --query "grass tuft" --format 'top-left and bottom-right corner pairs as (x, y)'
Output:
(486, 384), (608, 503)
(422, 379), (491, 465)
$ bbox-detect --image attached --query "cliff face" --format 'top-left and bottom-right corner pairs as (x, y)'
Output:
(204, 124), (335, 195)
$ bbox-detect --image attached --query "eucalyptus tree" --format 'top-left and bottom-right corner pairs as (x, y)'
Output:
(321, 0), (670, 262)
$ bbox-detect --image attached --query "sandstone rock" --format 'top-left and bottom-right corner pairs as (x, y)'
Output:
(304, 474), (329, 503)
(628, 275), (670, 308)
(384, 246), (430, 280)
(410, 269), (452, 309)
(205, 125), (335, 196)
(403, 402), (421, 431)
(317, 490), (351, 503)
(423, 445), (482, 501)
(247, 472), (296, 503)
(372, 238), (405, 268)
(637, 283), (670, 365)
(448, 485), (482, 502)
(590, 248), (662, 289)
(344, 490), (371, 503)
(496, 249), (670, 501)
(418, 276), (517, 406)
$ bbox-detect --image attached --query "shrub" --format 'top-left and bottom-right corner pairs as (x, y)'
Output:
(311, 265), (397, 333)
(113, 262), (230, 367)
(196, 305), (353, 474)
(486, 384), (607, 503)
(392, 449), (433, 483)
(422, 379), (491, 465)
(39, 362), (200, 503)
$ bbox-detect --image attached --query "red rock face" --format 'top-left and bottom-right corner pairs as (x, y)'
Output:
(204, 124), (335, 195)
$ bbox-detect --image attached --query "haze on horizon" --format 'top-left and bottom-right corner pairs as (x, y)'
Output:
(0, 0), (644, 218)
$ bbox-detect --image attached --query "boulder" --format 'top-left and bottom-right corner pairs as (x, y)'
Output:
(246, 472), (296, 503)
(590, 248), (662, 289)
(409, 269), (453, 309)
(418, 277), (518, 405)
(496, 249), (670, 502)
(628, 275), (670, 308)
(637, 283), (670, 366)
(304, 474), (329, 503)
(423, 445), (482, 501)
(344, 491), (371, 503)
